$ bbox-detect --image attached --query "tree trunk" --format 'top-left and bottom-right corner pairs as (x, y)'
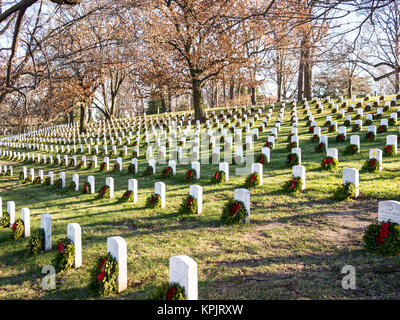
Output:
(229, 80), (235, 100)
(297, 51), (304, 102)
(79, 102), (88, 133)
(192, 79), (205, 121)
(348, 80), (353, 98)
(395, 71), (400, 94)
(69, 110), (74, 124)
(303, 45), (312, 100)
(251, 87), (256, 105)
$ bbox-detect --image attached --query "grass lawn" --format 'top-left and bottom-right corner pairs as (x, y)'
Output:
(1, 97), (400, 300)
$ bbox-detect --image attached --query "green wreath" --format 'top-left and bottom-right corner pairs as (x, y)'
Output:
(128, 164), (135, 174)
(27, 228), (45, 255)
(143, 166), (153, 176)
(220, 199), (248, 225)
(68, 181), (76, 192)
(43, 177), (51, 186)
(365, 131), (376, 141)
(361, 158), (380, 173)
(120, 190), (134, 203)
(321, 157), (339, 171)
(88, 253), (119, 296)
(384, 145), (395, 156)
(333, 182), (356, 201)
(149, 282), (186, 300)
(52, 238), (75, 273)
(55, 178), (63, 188)
(23, 176), (32, 184)
(178, 195), (198, 215)
(11, 219), (24, 240)
(0, 214), (10, 228)
(97, 185), (110, 199)
(185, 169), (197, 183)
(286, 153), (299, 167)
(282, 176), (302, 193)
(76, 161), (85, 169)
(161, 166), (173, 178)
(344, 144), (359, 155)
(363, 222), (400, 256)
(211, 170), (225, 184)
(146, 193), (161, 209)
(244, 172), (260, 188)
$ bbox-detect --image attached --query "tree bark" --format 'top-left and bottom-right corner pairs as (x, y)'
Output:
(251, 87), (256, 105)
(79, 102), (87, 133)
(192, 79), (205, 121)
(297, 46), (304, 102)
(229, 80), (235, 100)
(303, 45), (312, 100)
(69, 110), (74, 124)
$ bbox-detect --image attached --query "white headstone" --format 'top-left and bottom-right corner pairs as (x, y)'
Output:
(342, 168), (359, 198)
(378, 201), (400, 225)
(169, 255), (198, 300)
(67, 223), (82, 268)
(128, 179), (138, 203)
(106, 177), (114, 198)
(189, 185), (203, 214)
(41, 214), (52, 251)
(107, 236), (127, 293)
(155, 182), (166, 208)
(292, 165), (306, 190)
(21, 208), (30, 238)
(234, 188), (250, 224)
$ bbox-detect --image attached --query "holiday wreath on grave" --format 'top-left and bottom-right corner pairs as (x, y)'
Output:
(77, 161), (85, 169)
(120, 190), (134, 203)
(55, 178), (63, 188)
(89, 253), (119, 296)
(321, 156), (339, 171)
(384, 144), (395, 156)
(11, 219), (24, 240)
(220, 199), (248, 225)
(314, 142), (325, 153)
(211, 170), (225, 184)
(97, 185), (110, 199)
(43, 177), (51, 186)
(112, 163), (119, 172)
(52, 238), (75, 273)
(87, 161), (95, 170)
(333, 182), (356, 201)
(352, 124), (361, 132)
(362, 158), (380, 173)
(244, 172), (260, 188)
(27, 228), (45, 255)
(161, 166), (173, 178)
(282, 176), (302, 193)
(68, 181), (76, 192)
(257, 153), (268, 165)
(286, 153), (299, 167)
(82, 183), (89, 194)
(377, 125), (387, 133)
(363, 221), (400, 256)
(149, 282), (186, 300)
(365, 131), (376, 141)
(178, 195), (198, 215)
(143, 165), (153, 176)
(0, 214), (10, 228)
(23, 176), (32, 184)
(344, 144), (359, 155)
(336, 133), (346, 142)
(32, 176), (42, 185)
(146, 193), (161, 209)
(185, 169), (196, 183)
(128, 164), (135, 174)
(99, 162), (107, 171)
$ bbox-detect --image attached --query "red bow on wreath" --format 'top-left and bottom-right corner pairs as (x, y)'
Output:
(97, 256), (108, 282)
(166, 288), (177, 300)
(230, 202), (240, 216)
(376, 222), (390, 246)
(187, 197), (193, 207)
(215, 172), (219, 180)
(12, 222), (17, 232)
(186, 170), (192, 178)
(58, 242), (65, 255)
(369, 159), (376, 167)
